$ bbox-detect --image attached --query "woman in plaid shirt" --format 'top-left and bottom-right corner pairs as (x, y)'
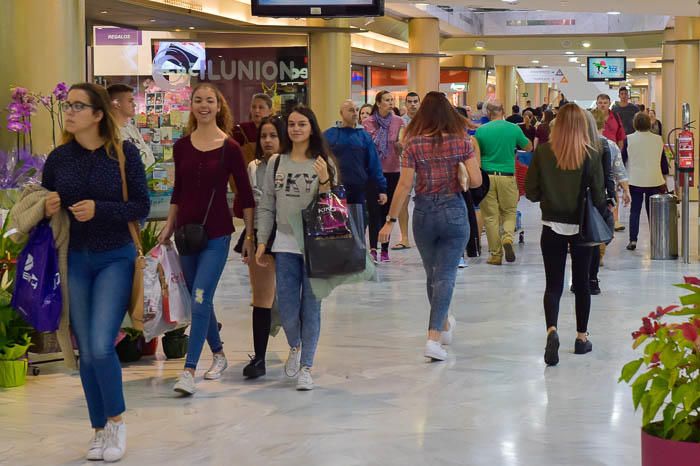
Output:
(379, 92), (482, 361)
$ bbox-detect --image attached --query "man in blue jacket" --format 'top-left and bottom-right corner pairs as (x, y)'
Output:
(325, 100), (387, 257)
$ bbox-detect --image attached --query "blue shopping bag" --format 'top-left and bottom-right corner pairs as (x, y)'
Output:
(11, 222), (62, 332)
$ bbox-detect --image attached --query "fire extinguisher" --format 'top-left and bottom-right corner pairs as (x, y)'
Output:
(677, 129), (695, 170)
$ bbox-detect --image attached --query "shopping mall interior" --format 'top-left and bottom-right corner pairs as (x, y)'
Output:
(2, 1), (700, 465)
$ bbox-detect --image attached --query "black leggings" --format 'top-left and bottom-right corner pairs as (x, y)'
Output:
(367, 172), (400, 251)
(541, 226), (593, 333)
(463, 191), (480, 257)
(590, 245), (601, 281)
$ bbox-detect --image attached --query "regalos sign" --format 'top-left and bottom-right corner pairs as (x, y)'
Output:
(152, 42), (308, 91)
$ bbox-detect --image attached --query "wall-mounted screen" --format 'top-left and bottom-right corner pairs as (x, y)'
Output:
(587, 56), (626, 82)
(251, 0), (384, 18)
(152, 42), (206, 72)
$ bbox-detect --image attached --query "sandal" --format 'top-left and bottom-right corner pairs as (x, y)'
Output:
(391, 243), (411, 250)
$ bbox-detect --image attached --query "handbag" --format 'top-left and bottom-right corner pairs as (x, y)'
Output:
(578, 156), (614, 247)
(174, 144), (226, 256)
(117, 146), (146, 331)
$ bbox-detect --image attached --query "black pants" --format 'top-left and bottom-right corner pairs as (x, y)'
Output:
(590, 245), (601, 281)
(541, 226), (593, 333)
(367, 172), (400, 251)
(462, 191), (480, 257)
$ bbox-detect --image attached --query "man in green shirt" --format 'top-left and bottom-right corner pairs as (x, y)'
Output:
(475, 102), (533, 265)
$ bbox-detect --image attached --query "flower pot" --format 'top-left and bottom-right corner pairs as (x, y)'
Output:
(0, 359), (28, 388)
(642, 425), (700, 466)
(162, 333), (188, 359)
(116, 337), (143, 363)
(141, 336), (158, 356)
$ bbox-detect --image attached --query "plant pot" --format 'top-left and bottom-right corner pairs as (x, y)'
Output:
(0, 359), (28, 388)
(116, 337), (143, 363)
(140, 336), (158, 356)
(162, 333), (188, 359)
(642, 425), (700, 466)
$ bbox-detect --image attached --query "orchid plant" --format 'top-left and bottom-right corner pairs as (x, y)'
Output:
(619, 276), (700, 443)
(35, 82), (68, 148)
(6, 87), (37, 154)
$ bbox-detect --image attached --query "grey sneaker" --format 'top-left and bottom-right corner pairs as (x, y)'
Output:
(102, 420), (126, 463)
(285, 347), (301, 377)
(296, 366), (314, 391)
(204, 353), (228, 380)
(86, 430), (104, 461)
(174, 371), (196, 396)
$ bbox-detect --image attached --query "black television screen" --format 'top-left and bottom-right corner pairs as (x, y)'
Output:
(587, 56), (626, 82)
(251, 0), (384, 18)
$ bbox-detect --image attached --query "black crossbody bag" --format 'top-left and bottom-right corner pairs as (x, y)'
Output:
(578, 155), (614, 247)
(175, 144), (226, 256)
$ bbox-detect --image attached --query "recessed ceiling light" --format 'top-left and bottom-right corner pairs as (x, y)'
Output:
(565, 51), (574, 55)
(502, 0), (519, 3)
(175, 28), (181, 32)
(582, 41), (591, 48)
(607, 11), (621, 15)
(217, 55), (223, 58)
(568, 57), (579, 63)
(368, 60), (373, 63)
(542, 65), (549, 68)
(414, 2), (430, 7)
(149, 19), (157, 22)
(531, 60), (540, 64)
(616, 49), (625, 52)
(188, 26), (195, 30)
(380, 62), (385, 65)
(100, 10), (108, 14)
(628, 58), (636, 62)
(475, 40), (486, 49)
(644, 72), (649, 75)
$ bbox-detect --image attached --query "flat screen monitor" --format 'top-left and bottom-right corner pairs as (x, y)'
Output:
(587, 56), (626, 82)
(251, 0), (384, 18)
(152, 42), (206, 72)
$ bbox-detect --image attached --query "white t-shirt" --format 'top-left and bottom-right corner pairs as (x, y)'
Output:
(120, 123), (155, 167)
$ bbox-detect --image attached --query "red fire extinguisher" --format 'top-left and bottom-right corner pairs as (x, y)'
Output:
(678, 129), (695, 170)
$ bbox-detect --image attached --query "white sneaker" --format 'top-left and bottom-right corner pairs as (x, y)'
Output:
(458, 257), (467, 268)
(86, 430), (104, 461)
(296, 366), (314, 391)
(285, 347), (301, 377)
(440, 315), (456, 345)
(102, 420), (126, 463)
(424, 340), (447, 361)
(204, 353), (228, 380)
(173, 371), (196, 396)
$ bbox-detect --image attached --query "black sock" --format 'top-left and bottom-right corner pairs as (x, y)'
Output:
(252, 306), (271, 362)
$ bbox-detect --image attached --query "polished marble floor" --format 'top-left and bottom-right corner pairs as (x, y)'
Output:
(2, 200), (699, 466)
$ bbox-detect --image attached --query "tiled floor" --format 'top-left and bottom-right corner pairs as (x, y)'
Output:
(1, 200), (698, 466)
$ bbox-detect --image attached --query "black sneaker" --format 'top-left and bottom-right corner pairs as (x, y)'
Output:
(574, 338), (593, 355)
(626, 241), (637, 251)
(589, 279), (601, 295)
(242, 356), (266, 379)
(503, 241), (516, 263)
(544, 330), (560, 366)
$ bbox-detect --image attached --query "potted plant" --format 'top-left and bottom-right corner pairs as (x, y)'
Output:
(162, 327), (188, 359)
(115, 327), (144, 363)
(0, 286), (31, 388)
(619, 276), (700, 465)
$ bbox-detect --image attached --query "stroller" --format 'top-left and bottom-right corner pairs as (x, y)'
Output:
(515, 150), (533, 244)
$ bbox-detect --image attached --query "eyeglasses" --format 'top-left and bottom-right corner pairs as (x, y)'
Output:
(60, 101), (95, 113)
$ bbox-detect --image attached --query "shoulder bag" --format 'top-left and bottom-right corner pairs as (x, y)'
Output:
(578, 155), (614, 247)
(174, 143), (226, 256)
(117, 145), (146, 331)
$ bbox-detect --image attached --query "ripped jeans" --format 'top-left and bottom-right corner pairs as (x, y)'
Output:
(179, 235), (231, 370)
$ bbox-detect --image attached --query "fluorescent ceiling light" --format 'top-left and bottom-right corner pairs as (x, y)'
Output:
(565, 51), (574, 55)
(616, 49), (626, 52)
(628, 58), (636, 62)
(531, 60), (540, 64)
(582, 41), (591, 48)
(607, 11), (621, 15)
(188, 26), (195, 30)
(414, 2), (430, 7)
(568, 57), (579, 63)
(502, 0), (519, 3)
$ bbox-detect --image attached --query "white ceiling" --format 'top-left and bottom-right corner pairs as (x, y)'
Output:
(388, 0), (700, 17)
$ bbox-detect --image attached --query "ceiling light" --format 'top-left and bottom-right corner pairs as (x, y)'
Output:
(501, 0), (519, 3)
(568, 57), (579, 63)
(628, 58), (636, 62)
(149, 19), (157, 22)
(175, 28), (181, 32)
(582, 41), (591, 48)
(644, 72), (649, 75)
(607, 11), (621, 15)
(414, 2), (430, 7)
(475, 40), (486, 50)
(616, 49), (625, 52)
(380, 62), (385, 66)
(100, 10), (108, 14)
(565, 51), (574, 55)
(580, 64), (586, 67)
(188, 26), (195, 30)
(542, 65), (549, 68)
(531, 60), (540, 64)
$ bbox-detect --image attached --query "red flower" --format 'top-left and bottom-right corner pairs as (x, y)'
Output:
(680, 322), (699, 343)
(642, 317), (654, 333)
(632, 330), (642, 339)
(655, 305), (679, 318)
(651, 352), (660, 364)
(683, 276), (700, 286)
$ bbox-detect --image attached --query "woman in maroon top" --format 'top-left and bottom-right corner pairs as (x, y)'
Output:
(379, 92), (482, 362)
(159, 83), (255, 396)
(534, 110), (554, 149)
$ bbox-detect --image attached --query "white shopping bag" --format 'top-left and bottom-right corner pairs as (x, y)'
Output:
(159, 244), (192, 325)
(142, 248), (177, 341)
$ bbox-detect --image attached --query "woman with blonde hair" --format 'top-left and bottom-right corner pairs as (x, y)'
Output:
(525, 104), (606, 366)
(42, 83), (150, 461)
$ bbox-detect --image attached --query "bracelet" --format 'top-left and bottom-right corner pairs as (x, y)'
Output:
(319, 177), (330, 186)
(245, 235), (255, 241)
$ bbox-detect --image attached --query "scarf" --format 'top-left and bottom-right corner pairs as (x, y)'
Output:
(372, 112), (393, 160)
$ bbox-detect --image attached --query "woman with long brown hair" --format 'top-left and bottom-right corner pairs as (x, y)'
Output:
(379, 91), (482, 361)
(534, 109), (555, 149)
(158, 83), (255, 395)
(525, 104), (606, 366)
(42, 83), (150, 461)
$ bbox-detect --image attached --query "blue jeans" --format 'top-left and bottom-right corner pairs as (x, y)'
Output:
(180, 235), (230, 370)
(68, 244), (135, 428)
(275, 253), (321, 368)
(413, 194), (469, 331)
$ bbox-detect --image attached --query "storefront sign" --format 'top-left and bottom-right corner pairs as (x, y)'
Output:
(94, 27), (142, 46)
(516, 68), (566, 84)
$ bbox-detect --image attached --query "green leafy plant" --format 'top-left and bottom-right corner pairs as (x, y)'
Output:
(619, 276), (700, 442)
(120, 327), (143, 341)
(140, 221), (161, 254)
(0, 285), (31, 360)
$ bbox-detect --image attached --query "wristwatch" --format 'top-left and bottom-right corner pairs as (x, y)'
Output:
(386, 216), (398, 223)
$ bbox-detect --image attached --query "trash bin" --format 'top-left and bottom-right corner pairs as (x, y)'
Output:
(650, 194), (678, 260)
